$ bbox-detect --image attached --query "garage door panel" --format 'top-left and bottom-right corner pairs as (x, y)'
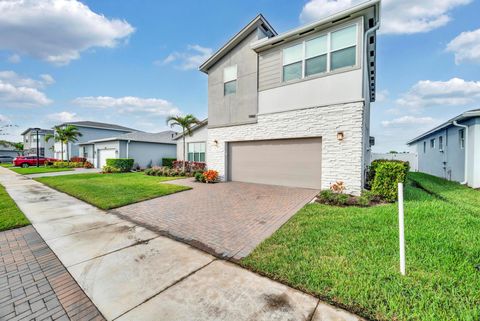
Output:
(98, 149), (116, 168)
(228, 138), (322, 189)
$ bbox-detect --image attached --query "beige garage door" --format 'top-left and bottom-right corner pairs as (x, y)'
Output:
(228, 137), (322, 189)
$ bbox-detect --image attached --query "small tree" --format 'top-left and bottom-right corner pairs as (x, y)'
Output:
(46, 126), (65, 161)
(0, 140), (24, 155)
(63, 125), (83, 161)
(166, 114), (199, 172)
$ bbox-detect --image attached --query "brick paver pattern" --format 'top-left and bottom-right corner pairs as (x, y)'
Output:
(112, 179), (319, 260)
(0, 226), (105, 321)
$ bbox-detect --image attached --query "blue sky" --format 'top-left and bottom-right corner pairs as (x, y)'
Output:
(0, 0), (479, 152)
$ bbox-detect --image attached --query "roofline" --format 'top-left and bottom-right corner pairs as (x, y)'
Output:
(57, 122), (137, 132)
(173, 119), (208, 140)
(20, 128), (54, 136)
(79, 137), (176, 145)
(251, 0), (381, 52)
(199, 14), (277, 73)
(406, 109), (480, 145)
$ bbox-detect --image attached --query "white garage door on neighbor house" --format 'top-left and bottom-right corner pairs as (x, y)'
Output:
(98, 149), (117, 168)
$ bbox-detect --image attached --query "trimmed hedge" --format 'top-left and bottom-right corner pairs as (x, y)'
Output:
(162, 158), (176, 168)
(106, 158), (134, 172)
(366, 159), (410, 189)
(371, 160), (409, 202)
(51, 161), (84, 168)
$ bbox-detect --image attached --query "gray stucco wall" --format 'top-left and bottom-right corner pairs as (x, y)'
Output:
(208, 29), (265, 128)
(412, 120), (477, 182)
(126, 141), (177, 168)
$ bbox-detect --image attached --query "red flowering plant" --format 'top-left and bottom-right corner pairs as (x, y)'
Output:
(202, 170), (219, 183)
(330, 181), (346, 194)
(172, 161), (206, 173)
(70, 157), (87, 163)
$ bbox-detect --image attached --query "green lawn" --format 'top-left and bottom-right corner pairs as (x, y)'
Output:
(11, 167), (74, 175)
(0, 163), (13, 168)
(35, 172), (190, 210)
(242, 173), (480, 321)
(0, 184), (30, 231)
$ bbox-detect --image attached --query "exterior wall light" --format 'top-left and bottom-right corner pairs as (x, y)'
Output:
(214, 139), (219, 145)
(337, 132), (344, 141)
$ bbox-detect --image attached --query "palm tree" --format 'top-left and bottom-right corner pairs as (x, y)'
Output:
(166, 114), (199, 172)
(0, 140), (23, 155)
(46, 126), (65, 161)
(62, 125), (83, 161)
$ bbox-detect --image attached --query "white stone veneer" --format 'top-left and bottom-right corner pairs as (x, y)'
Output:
(207, 101), (366, 195)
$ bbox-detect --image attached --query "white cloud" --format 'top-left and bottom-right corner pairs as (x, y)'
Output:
(157, 45), (213, 70)
(396, 78), (480, 108)
(47, 111), (78, 122)
(0, 0), (134, 65)
(375, 89), (389, 103)
(7, 54), (21, 64)
(299, 0), (471, 35)
(0, 114), (9, 122)
(381, 116), (436, 127)
(72, 96), (181, 116)
(447, 28), (480, 64)
(0, 71), (54, 107)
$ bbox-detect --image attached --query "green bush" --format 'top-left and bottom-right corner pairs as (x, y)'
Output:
(366, 159), (410, 189)
(50, 161), (84, 168)
(162, 158), (176, 168)
(371, 161), (408, 202)
(102, 165), (121, 174)
(106, 158), (134, 172)
(194, 171), (205, 182)
(317, 190), (350, 206)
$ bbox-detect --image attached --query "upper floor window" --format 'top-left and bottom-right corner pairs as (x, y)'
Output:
(430, 138), (435, 148)
(459, 129), (465, 149)
(282, 24), (357, 82)
(423, 141), (426, 153)
(439, 136), (443, 151)
(224, 65), (237, 95)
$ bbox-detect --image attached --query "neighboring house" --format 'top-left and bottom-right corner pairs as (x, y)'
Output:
(198, 0), (380, 194)
(79, 131), (177, 168)
(21, 128), (54, 158)
(0, 145), (22, 158)
(174, 119), (208, 163)
(371, 153), (418, 172)
(52, 121), (138, 161)
(407, 109), (480, 188)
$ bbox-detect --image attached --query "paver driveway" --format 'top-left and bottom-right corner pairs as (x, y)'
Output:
(112, 179), (319, 259)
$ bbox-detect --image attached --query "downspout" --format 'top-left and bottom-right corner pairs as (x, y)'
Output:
(126, 140), (131, 158)
(453, 121), (468, 184)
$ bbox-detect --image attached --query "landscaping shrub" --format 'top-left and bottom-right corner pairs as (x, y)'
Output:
(366, 159), (410, 189)
(83, 161), (94, 169)
(70, 156), (86, 163)
(50, 161), (84, 168)
(106, 158), (134, 172)
(202, 170), (219, 183)
(102, 165), (121, 174)
(172, 161), (206, 173)
(316, 189), (383, 207)
(194, 171), (205, 182)
(144, 166), (186, 177)
(371, 160), (408, 202)
(162, 158), (176, 168)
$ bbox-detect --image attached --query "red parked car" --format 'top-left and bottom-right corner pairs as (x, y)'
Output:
(13, 156), (58, 168)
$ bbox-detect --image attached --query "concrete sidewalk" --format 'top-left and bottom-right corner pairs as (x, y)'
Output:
(0, 167), (363, 321)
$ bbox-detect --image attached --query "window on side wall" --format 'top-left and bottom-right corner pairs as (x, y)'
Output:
(330, 25), (357, 71)
(459, 129), (465, 149)
(223, 65), (237, 95)
(423, 141), (426, 153)
(187, 142), (206, 162)
(430, 138), (435, 148)
(439, 136), (443, 151)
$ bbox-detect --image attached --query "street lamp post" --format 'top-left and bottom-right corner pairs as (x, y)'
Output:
(33, 128), (41, 167)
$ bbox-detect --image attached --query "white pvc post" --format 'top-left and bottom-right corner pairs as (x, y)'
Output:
(398, 182), (406, 275)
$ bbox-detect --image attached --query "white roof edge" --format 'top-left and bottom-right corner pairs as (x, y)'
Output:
(406, 109), (480, 145)
(251, 0), (380, 51)
(199, 15), (277, 73)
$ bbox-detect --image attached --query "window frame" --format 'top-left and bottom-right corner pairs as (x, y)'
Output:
(223, 65), (237, 96)
(459, 129), (465, 149)
(281, 22), (359, 83)
(439, 136), (443, 151)
(187, 142), (206, 162)
(430, 138), (435, 149)
(423, 141), (426, 153)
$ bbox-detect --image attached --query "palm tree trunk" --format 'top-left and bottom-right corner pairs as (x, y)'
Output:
(66, 142), (69, 162)
(61, 142), (64, 161)
(182, 129), (186, 172)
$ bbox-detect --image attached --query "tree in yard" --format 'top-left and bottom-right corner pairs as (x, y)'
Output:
(0, 140), (24, 155)
(46, 125), (82, 161)
(166, 114), (200, 172)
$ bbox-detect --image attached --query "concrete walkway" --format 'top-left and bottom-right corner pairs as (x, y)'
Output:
(25, 168), (101, 179)
(0, 167), (363, 321)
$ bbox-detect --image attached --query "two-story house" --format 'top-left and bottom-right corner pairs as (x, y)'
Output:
(197, 0), (380, 195)
(21, 128), (55, 158)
